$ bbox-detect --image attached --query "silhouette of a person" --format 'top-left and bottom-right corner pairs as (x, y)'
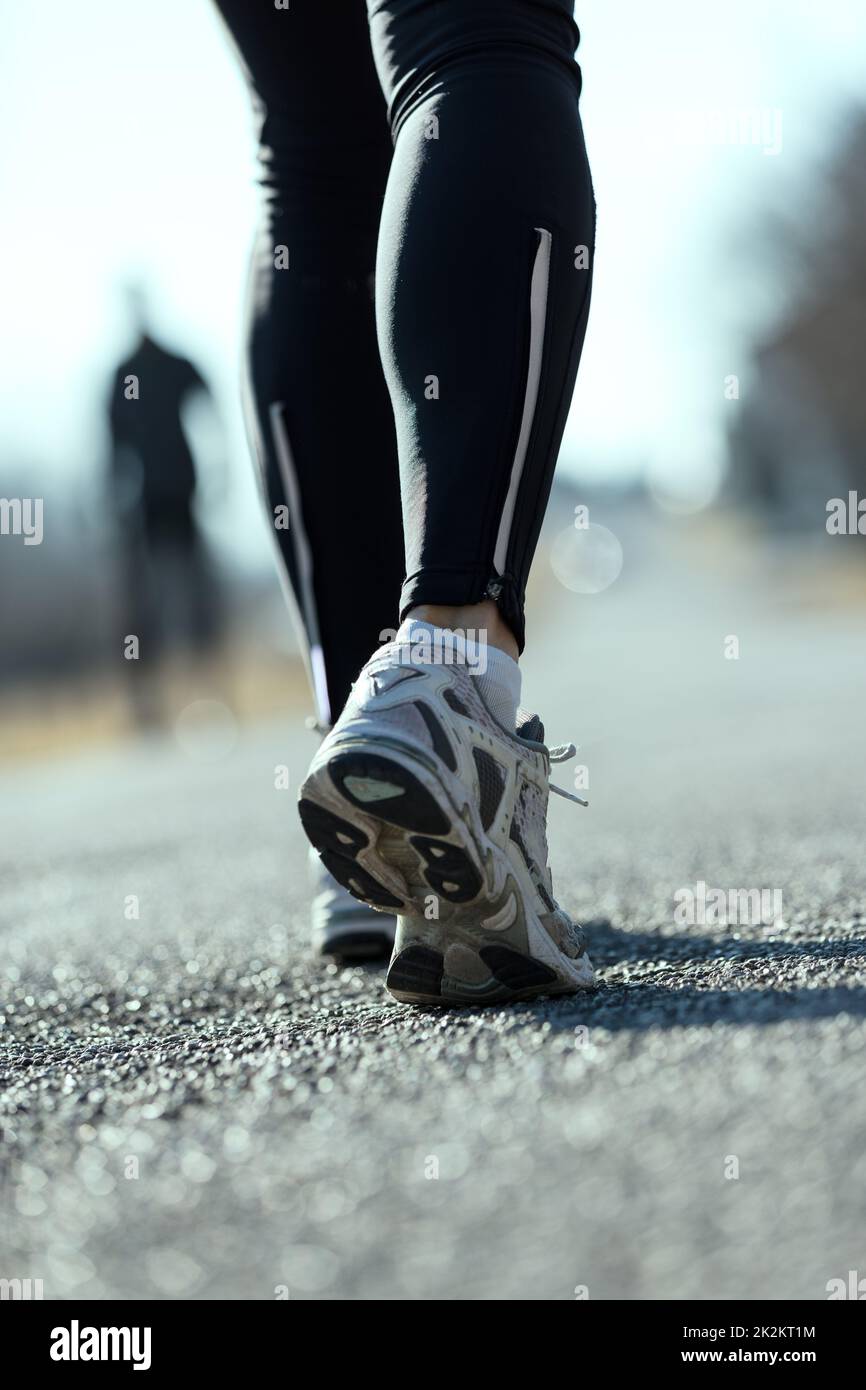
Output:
(107, 290), (222, 718)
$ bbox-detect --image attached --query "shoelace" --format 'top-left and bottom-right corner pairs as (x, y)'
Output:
(548, 742), (588, 807)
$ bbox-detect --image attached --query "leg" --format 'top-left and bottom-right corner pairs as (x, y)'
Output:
(367, 0), (595, 654)
(298, 1), (597, 1004)
(213, 0), (405, 725)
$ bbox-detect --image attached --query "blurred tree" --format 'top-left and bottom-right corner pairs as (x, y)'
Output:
(726, 107), (866, 529)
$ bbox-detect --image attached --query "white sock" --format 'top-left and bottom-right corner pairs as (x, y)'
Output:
(476, 641), (522, 730)
(396, 618), (522, 731)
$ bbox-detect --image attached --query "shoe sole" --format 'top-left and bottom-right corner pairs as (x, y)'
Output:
(314, 913), (396, 963)
(299, 737), (595, 1006)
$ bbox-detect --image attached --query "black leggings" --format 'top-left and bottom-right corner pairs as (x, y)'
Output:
(213, 0), (595, 724)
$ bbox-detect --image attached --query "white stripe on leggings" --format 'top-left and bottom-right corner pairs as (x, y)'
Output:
(269, 402), (331, 728)
(493, 227), (552, 575)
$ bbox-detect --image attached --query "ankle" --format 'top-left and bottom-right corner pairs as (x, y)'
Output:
(407, 600), (519, 662)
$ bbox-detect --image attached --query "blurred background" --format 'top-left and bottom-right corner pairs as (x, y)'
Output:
(1, 0), (865, 751)
(3, 0), (866, 1305)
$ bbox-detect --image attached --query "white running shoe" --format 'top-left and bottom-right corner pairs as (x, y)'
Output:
(298, 633), (595, 1005)
(308, 846), (396, 961)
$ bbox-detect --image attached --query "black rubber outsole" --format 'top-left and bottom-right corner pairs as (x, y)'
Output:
(299, 751), (480, 917)
(298, 797), (404, 910)
(386, 941), (559, 1005)
(385, 944), (444, 997)
(410, 835), (482, 903)
(327, 751), (449, 835)
(319, 931), (395, 963)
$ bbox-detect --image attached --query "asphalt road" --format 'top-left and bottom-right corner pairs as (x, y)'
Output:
(2, 511), (866, 1300)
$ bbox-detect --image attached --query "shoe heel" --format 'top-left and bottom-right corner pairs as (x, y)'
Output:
(326, 748), (450, 835)
(386, 918), (561, 1007)
(300, 740), (487, 921)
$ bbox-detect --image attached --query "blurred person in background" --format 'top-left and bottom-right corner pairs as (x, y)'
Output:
(107, 285), (224, 726)
(214, 0), (597, 1004)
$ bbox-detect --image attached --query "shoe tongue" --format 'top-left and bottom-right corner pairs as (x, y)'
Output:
(516, 708), (545, 744)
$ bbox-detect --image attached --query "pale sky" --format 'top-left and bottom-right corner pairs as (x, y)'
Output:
(1, 0), (864, 561)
